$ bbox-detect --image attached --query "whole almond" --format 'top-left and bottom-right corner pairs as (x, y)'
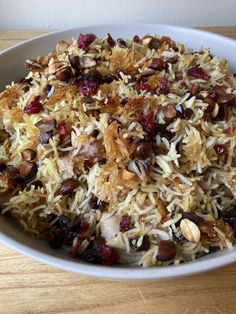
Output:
(180, 218), (201, 243)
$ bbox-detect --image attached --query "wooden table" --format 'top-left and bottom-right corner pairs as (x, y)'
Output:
(0, 27), (236, 314)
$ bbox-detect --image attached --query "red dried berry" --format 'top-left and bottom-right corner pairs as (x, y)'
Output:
(133, 35), (140, 43)
(187, 66), (209, 81)
(97, 242), (119, 265)
(139, 111), (156, 134)
(107, 33), (116, 47)
(80, 220), (89, 232)
(58, 121), (68, 138)
(159, 77), (169, 95)
(136, 80), (152, 92)
(120, 215), (132, 231)
(214, 144), (228, 155)
(78, 80), (99, 96)
(23, 96), (42, 114)
(77, 33), (96, 49)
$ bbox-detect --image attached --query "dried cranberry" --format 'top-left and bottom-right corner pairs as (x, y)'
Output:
(136, 80), (152, 92)
(214, 144), (228, 155)
(133, 35), (140, 43)
(120, 98), (128, 105)
(58, 121), (68, 138)
(78, 80), (98, 96)
(77, 33), (96, 49)
(120, 215), (132, 231)
(107, 33), (115, 47)
(83, 239), (119, 265)
(80, 220), (89, 232)
(162, 130), (175, 140)
(23, 96), (42, 114)
(130, 235), (150, 251)
(187, 66), (209, 81)
(208, 92), (218, 102)
(159, 77), (169, 95)
(139, 111), (156, 134)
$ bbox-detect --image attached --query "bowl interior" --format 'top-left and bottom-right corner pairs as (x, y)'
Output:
(0, 24), (235, 279)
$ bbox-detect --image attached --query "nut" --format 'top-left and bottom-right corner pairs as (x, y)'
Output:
(180, 218), (201, 243)
(39, 131), (53, 144)
(59, 179), (79, 195)
(21, 149), (37, 161)
(121, 169), (135, 180)
(211, 103), (219, 118)
(141, 35), (153, 46)
(156, 240), (176, 262)
(35, 117), (56, 133)
(19, 162), (38, 180)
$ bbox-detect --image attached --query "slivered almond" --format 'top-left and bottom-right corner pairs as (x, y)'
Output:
(121, 169), (135, 180)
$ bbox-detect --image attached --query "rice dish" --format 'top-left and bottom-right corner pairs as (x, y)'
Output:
(0, 32), (235, 267)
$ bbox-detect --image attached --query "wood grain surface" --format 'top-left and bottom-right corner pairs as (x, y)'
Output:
(0, 27), (236, 314)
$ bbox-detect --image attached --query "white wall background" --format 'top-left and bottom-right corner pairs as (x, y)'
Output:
(0, 0), (235, 30)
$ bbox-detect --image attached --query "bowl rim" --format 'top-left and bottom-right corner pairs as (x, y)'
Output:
(0, 23), (235, 280)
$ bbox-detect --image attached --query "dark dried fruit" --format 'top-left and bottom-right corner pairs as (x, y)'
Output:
(89, 194), (99, 209)
(148, 58), (166, 71)
(59, 179), (79, 195)
(117, 38), (126, 47)
(187, 66), (209, 80)
(78, 80), (99, 96)
(107, 33), (115, 47)
(69, 55), (80, 69)
(148, 38), (161, 49)
(24, 96), (42, 114)
(214, 144), (228, 155)
(21, 149), (37, 161)
(77, 33), (96, 49)
(43, 84), (52, 97)
(218, 94), (236, 106)
(223, 206), (236, 229)
(166, 57), (178, 64)
(0, 130), (10, 144)
(181, 211), (204, 225)
(0, 163), (7, 172)
(136, 80), (152, 92)
(139, 111), (156, 134)
(184, 108), (194, 119)
(58, 121), (68, 138)
(35, 117), (56, 133)
(159, 77), (169, 95)
(39, 131), (53, 144)
(83, 238), (119, 265)
(120, 215), (132, 231)
(130, 235), (150, 251)
(134, 142), (152, 160)
(19, 162), (38, 180)
(133, 35), (140, 43)
(156, 240), (176, 261)
(80, 220), (89, 232)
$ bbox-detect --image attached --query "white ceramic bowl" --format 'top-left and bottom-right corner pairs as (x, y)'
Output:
(0, 24), (235, 280)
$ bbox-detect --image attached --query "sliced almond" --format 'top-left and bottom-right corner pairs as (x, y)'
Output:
(180, 218), (201, 243)
(211, 103), (219, 118)
(141, 35), (153, 46)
